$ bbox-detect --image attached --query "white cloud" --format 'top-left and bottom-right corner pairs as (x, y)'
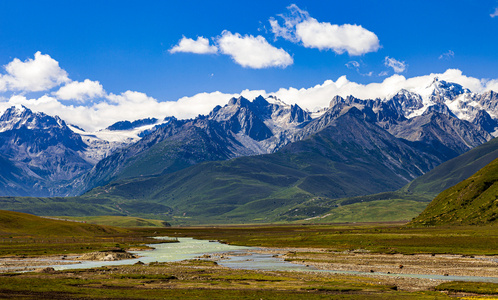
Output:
(271, 69), (496, 110)
(0, 52), (69, 92)
(491, 7), (498, 18)
(217, 31), (293, 69)
(439, 50), (455, 60)
(269, 4), (309, 42)
(486, 79), (498, 91)
(1, 55), (497, 132)
(345, 61), (360, 69)
(54, 79), (105, 101)
(384, 56), (407, 73)
(169, 36), (218, 54)
(296, 19), (380, 55)
(270, 5), (380, 56)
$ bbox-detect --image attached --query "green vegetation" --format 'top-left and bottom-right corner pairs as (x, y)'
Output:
(402, 137), (498, 198)
(2, 137), (496, 226)
(151, 223), (498, 256)
(0, 210), (159, 256)
(0, 210), (127, 237)
(308, 199), (428, 223)
(0, 261), (451, 299)
(59, 216), (171, 228)
(411, 158), (498, 226)
(78, 118), (430, 225)
(286, 192), (431, 224)
(0, 218), (495, 298)
(1, 111), (432, 225)
(435, 282), (498, 295)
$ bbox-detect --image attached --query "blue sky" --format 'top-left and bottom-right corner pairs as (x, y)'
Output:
(1, 1), (498, 130)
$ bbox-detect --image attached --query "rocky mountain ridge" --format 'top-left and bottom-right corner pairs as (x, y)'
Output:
(0, 78), (497, 197)
(0, 106), (91, 196)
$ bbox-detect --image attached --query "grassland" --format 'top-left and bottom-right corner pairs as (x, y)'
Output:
(0, 260), (455, 299)
(59, 216), (171, 228)
(411, 158), (498, 226)
(0, 210), (160, 256)
(0, 211), (497, 298)
(151, 223), (498, 256)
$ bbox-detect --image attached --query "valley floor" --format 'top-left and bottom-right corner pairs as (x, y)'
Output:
(1, 248), (496, 293)
(0, 222), (497, 298)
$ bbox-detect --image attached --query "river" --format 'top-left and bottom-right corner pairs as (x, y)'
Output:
(11, 237), (498, 283)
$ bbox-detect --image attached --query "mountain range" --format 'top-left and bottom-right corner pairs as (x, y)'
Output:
(1, 78), (498, 223)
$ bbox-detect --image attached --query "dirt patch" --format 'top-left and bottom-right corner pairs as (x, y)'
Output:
(78, 251), (136, 261)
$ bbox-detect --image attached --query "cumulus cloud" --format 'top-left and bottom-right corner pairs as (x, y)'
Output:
(169, 36), (218, 54)
(270, 4), (380, 56)
(486, 79), (498, 91)
(491, 7), (498, 18)
(169, 33), (292, 69)
(2, 55), (498, 132)
(384, 56), (407, 73)
(296, 20), (380, 55)
(54, 79), (105, 101)
(439, 50), (455, 60)
(4, 68), (498, 131)
(0, 51), (69, 92)
(217, 31), (293, 69)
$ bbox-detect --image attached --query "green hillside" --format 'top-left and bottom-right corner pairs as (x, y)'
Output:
(410, 158), (498, 226)
(402, 137), (498, 197)
(62, 216), (171, 228)
(80, 109), (439, 224)
(0, 210), (127, 237)
(293, 138), (498, 224)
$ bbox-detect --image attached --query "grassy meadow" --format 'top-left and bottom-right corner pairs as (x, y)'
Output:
(0, 210), (497, 298)
(0, 260), (453, 299)
(152, 222), (498, 256)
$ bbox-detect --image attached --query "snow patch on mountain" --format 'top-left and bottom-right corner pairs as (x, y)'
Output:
(68, 121), (169, 164)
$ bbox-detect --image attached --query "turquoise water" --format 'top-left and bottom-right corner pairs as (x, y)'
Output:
(40, 237), (498, 283)
(52, 237), (249, 271)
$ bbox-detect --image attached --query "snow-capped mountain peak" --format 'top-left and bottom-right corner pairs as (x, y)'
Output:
(416, 77), (469, 104)
(266, 95), (289, 107)
(0, 105), (69, 133)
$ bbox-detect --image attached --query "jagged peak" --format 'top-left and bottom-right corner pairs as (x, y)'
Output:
(421, 103), (458, 118)
(227, 96), (251, 107)
(428, 77), (469, 95)
(265, 95), (288, 107)
(329, 95), (345, 108)
(388, 88), (421, 100)
(2, 104), (30, 116)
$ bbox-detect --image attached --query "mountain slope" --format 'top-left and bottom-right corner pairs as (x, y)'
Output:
(387, 111), (491, 161)
(0, 106), (92, 196)
(80, 106), (442, 223)
(71, 96), (311, 195)
(402, 137), (498, 197)
(0, 78), (496, 202)
(292, 136), (498, 224)
(410, 158), (498, 226)
(0, 210), (127, 237)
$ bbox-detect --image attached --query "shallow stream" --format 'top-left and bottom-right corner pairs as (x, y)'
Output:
(21, 237), (498, 283)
